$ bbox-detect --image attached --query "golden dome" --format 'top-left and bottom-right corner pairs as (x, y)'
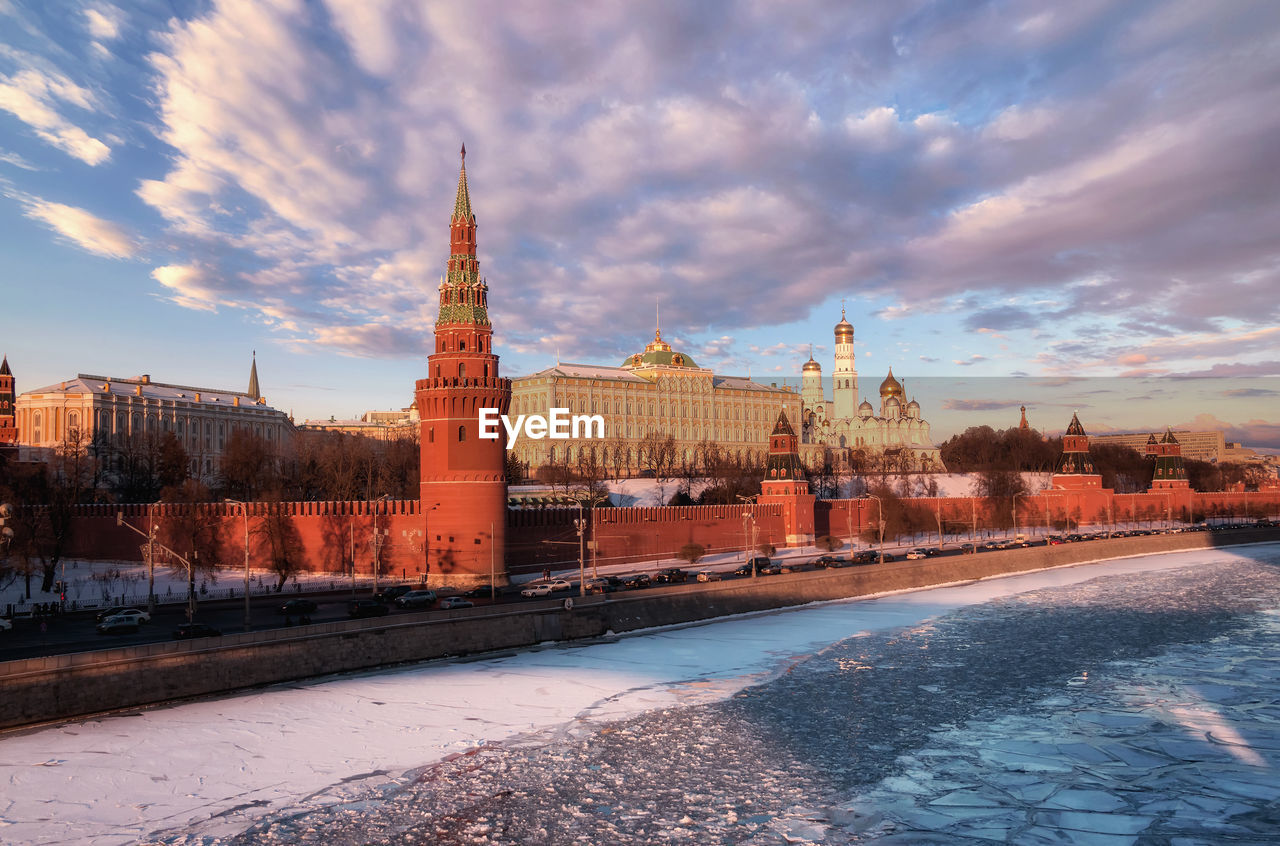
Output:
(879, 367), (903, 398)
(802, 355), (821, 373)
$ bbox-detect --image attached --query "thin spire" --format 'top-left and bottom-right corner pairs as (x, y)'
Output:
(841, 298), (846, 320)
(453, 143), (473, 222)
(655, 296), (661, 341)
(247, 351), (261, 401)
(0, 354), (10, 376)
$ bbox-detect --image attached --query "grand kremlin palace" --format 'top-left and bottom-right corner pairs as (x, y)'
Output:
(510, 329), (801, 476)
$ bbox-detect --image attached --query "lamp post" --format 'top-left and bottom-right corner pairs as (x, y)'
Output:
(861, 493), (884, 563)
(570, 491), (608, 595)
(737, 494), (758, 576)
(225, 499), (250, 633)
(372, 494), (390, 597)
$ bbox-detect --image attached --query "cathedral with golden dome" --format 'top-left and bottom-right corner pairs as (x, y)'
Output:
(799, 308), (945, 471)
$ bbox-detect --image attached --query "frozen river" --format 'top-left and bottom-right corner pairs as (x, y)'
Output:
(3, 544), (1279, 845)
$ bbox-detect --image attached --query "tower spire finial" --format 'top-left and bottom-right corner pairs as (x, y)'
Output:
(655, 296), (661, 342)
(461, 142), (466, 162)
(841, 297), (846, 320)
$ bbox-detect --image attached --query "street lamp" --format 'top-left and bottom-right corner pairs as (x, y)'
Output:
(570, 491), (609, 595)
(225, 499), (251, 633)
(372, 494), (391, 597)
(861, 493), (884, 563)
(737, 494), (758, 576)
(1013, 492), (1030, 540)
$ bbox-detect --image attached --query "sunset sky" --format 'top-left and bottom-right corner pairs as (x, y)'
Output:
(2, 1), (1277, 446)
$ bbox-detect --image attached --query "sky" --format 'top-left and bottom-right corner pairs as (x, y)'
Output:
(1, 1), (1278, 445)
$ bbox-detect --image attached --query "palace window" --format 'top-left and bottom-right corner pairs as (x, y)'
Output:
(458, 425), (466, 442)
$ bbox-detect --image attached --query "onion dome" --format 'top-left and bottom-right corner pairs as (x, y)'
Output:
(802, 354), (821, 373)
(906, 398), (920, 412)
(858, 399), (873, 417)
(885, 396), (901, 409)
(834, 305), (853, 343)
(879, 367), (903, 398)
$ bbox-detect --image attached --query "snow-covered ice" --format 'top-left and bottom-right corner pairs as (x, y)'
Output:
(0, 544), (1277, 844)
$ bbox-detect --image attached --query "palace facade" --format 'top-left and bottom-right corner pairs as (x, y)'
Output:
(510, 329), (801, 477)
(13, 356), (293, 480)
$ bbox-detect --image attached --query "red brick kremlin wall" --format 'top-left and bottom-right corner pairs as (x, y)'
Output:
(60, 489), (1280, 578)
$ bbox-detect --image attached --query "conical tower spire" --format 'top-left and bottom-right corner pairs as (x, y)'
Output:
(0, 354), (10, 376)
(453, 144), (473, 223)
(247, 350), (260, 401)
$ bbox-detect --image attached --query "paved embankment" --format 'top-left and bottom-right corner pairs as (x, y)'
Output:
(1, 528), (1275, 730)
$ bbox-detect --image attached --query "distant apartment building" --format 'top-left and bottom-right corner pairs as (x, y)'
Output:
(298, 406), (420, 441)
(1090, 430), (1227, 463)
(13, 356), (293, 480)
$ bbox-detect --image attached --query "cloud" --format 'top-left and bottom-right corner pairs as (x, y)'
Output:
(1223, 387), (1278, 398)
(22, 197), (134, 257)
(0, 148), (40, 170)
(84, 4), (124, 41)
(953, 355), (987, 366)
(942, 399), (1024, 412)
(963, 306), (1041, 332)
(150, 264), (226, 311)
(1175, 412), (1280, 451)
(0, 68), (110, 164)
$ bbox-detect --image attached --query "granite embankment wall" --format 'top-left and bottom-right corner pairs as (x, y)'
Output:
(2, 529), (1276, 730)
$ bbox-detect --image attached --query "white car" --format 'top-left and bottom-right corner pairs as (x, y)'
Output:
(0, 618), (12, 632)
(520, 583), (554, 597)
(97, 614), (144, 634)
(905, 549), (928, 560)
(696, 571), (723, 582)
(106, 609), (151, 624)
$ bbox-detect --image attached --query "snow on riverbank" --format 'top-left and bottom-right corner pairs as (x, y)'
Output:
(3, 544), (1276, 844)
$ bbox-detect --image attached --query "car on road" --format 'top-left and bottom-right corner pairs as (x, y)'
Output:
(96, 606), (145, 624)
(348, 599), (389, 618)
(0, 618), (12, 632)
(812, 555), (845, 568)
(395, 589), (438, 609)
(756, 559), (783, 575)
(463, 584), (495, 598)
(959, 542), (978, 554)
(520, 583), (554, 597)
(172, 622), (222, 640)
(543, 578), (574, 592)
(97, 615), (143, 634)
(852, 550), (879, 564)
(654, 568), (688, 584)
(584, 576), (622, 593)
(696, 570), (723, 582)
(621, 573), (652, 590)
(105, 608), (151, 625)
(439, 597), (474, 610)
(905, 548), (928, 560)
(279, 599), (318, 615)
(375, 584), (414, 603)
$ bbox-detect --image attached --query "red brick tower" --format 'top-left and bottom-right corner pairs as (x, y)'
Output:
(415, 146), (512, 586)
(1150, 428), (1189, 490)
(759, 409), (815, 545)
(0, 355), (16, 446)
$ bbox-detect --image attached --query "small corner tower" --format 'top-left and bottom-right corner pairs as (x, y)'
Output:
(415, 145), (513, 586)
(0, 355), (16, 445)
(1150, 428), (1189, 489)
(1053, 412), (1101, 489)
(760, 409), (816, 545)
(832, 305), (857, 419)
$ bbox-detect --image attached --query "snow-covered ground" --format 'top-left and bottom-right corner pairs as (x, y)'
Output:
(514, 472), (1054, 508)
(3, 544), (1277, 844)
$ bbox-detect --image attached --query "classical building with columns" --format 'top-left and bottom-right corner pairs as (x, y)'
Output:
(509, 329), (801, 478)
(800, 308), (944, 470)
(13, 356), (293, 479)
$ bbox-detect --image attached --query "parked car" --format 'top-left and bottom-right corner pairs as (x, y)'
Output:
(375, 584), (414, 603)
(520, 583), (554, 598)
(0, 618), (13, 632)
(395, 590), (438, 608)
(879, 552), (896, 562)
(584, 576), (622, 593)
(279, 599), (318, 615)
(543, 578), (574, 592)
(959, 542), (978, 554)
(757, 559), (783, 575)
(172, 622), (222, 640)
(439, 597), (474, 610)
(97, 615), (142, 634)
(463, 584), (495, 598)
(852, 550), (879, 564)
(96, 606), (144, 624)
(812, 555), (844, 568)
(696, 570), (723, 582)
(654, 568), (688, 584)
(621, 573), (652, 590)
(905, 548), (928, 560)
(348, 599), (389, 618)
